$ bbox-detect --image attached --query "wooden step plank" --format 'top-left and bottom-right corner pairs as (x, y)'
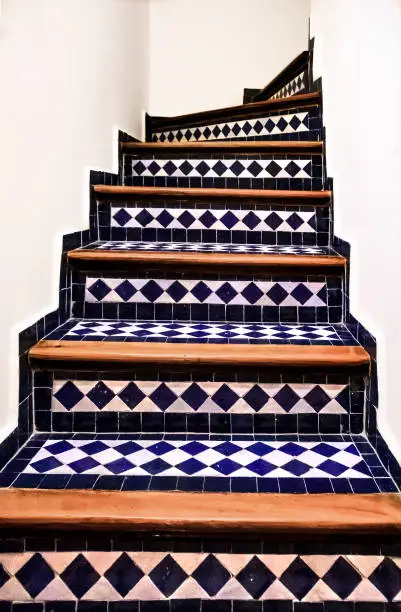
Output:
(68, 249), (346, 269)
(29, 341), (370, 368)
(151, 91), (322, 131)
(122, 140), (323, 153)
(0, 489), (399, 534)
(93, 185), (332, 205)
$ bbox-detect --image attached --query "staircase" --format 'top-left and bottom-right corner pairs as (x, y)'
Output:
(0, 49), (400, 611)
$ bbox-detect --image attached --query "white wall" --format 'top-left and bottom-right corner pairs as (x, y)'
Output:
(310, 0), (401, 459)
(0, 0), (149, 436)
(148, 0), (311, 116)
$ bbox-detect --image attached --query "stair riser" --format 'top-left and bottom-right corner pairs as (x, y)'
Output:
(151, 106), (322, 143)
(123, 154), (324, 191)
(72, 271), (344, 324)
(0, 531), (398, 608)
(34, 370), (365, 435)
(95, 201), (330, 247)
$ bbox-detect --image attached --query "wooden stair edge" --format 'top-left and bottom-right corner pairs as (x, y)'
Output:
(121, 140), (323, 152)
(150, 91), (322, 131)
(29, 341), (370, 368)
(0, 489), (399, 534)
(92, 185), (332, 203)
(251, 50), (310, 103)
(68, 250), (346, 269)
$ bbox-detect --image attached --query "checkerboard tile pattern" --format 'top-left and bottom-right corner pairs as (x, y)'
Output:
(52, 380), (350, 414)
(45, 321), (355, 344)
(22, 439), (372, 478)
(152, 111), (310, 143)
(84, 242), (328, 255)
(110, 207), (317, 232)
(128, 158), (313, 179)
(85, 279), (328, 307)
(0, 551), (399, 602)
(270, 71), (307, 100)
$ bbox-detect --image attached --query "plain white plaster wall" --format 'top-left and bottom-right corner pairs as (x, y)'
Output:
(310, 0), (401, 459)
(148, 0), (311, 116)
(0, 0), (149, 436)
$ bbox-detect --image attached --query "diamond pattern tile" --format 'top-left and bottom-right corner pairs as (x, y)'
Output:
(0, 552), (398, 602)
(85, 278), (328, 307)
(128, 158), (312, 179)
(270, 71), (307, 100)
(152, 111), (310, 143)
(23, 439), (371, 479)
(84, 241), (328, 255)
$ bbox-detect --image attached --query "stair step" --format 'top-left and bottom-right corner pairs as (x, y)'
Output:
(0, 434), (397, 496)
(69, 242), (344, 269)
(29, 321), (369, 368)
(122, 140), (323, 153)
(150, 91), (322, 132)
(93, 185), (332, 204)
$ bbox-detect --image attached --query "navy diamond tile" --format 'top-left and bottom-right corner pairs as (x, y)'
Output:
(87, 279), (111, 301)
(16, 553), (54, 598)
(323, 557), (362, 599)
(141, 280), (165, 302)
(369, 558), (401, 601)
(304, 386), (331, 412)
(243, 386), (270, 412)
(118, 382), (146, 410)
(113, 208), (132, 227)
(280, 557), (319, 600)
(87, 382), (115, 410)
(290, 284), (314, 305)
(181, 383), (208, 410)
(176, 458), (204, 475)
(192, 554), (230, 596)
(212, 457), (241, 475)
(236, 556), (276, 599)
(141, 458), (171, 475)
(149, 554), (188, 597)
(0, 565), (9, 589)
(149, 384), (178, 411)
(274, 386), (301, 412)
(212, 384), (240, 411)
(60, 554), (100, 599)
(104, 553), (144, 597)
(54, 382), (84, 411)
(115, 280), (137, 302)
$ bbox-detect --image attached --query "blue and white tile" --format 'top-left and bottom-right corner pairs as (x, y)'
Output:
(111, 207), (317, 232)
(152, 112), (310, 143)
(52, 380), (349, 414)
(270, 71), (307, 100)
(0, 550), (399, 602)
(84, 241), (327, 255)
(23, 439), (371, 478)
(129, 158), (313, 179)
(85, 278), (327, 307)
(51, 321), (350, 343)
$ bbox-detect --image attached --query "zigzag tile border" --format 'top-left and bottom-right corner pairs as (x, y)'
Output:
(270, 71), (307, 100)
(152, 111), (310, 143)
(0, 551), (399, 601)
(52, 381), (349, 414)
(129, 158), (313, 179)
(111, 207), (317, 232)
(85, 279), (328, 307)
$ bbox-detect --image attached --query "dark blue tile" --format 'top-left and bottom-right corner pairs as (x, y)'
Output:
(149, 476), (178, 491)
(305, 478), (333, 493)
(279, 478), (306, 493)
(230, 477), (257, 493)
(94, 475), (124, 490)
(12, 474), (44, 488)
(38, 475), (71, 489)
(350, 479), (380, 493)
(122, 476), (151, 491)
(204, 477), (230, 492)
(257, 478), (279, 493)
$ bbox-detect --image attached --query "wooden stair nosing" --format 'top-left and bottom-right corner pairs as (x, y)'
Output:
(29, 341), (370, 368)
(68, 250), (346, 270)
(121, 140), (323, 154)
(150, 91), (322, 132)
(92, 185), (332, 205)
(0, 489), (399, 534)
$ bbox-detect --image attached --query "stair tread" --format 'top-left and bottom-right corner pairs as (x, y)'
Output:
(93, 185), (331, 203)
(122, 140), (323, 153)
(0, 433), (401, 506)
(29, 321), (369, 367)
(70, 242), (343, 268)
(151, 92), (321, 131)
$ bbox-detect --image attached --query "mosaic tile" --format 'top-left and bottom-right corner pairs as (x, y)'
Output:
(152, 111), (310, 143)
(127, 158), (313, 179)
(52, 380), (349, 414)
(45, 320), (355, 344)
(85, 279), (328, 307)
(22, 439), (371, 478)
(110, 207), (317, 233)
(0, 552), (398, 601)
(83, 242), (329, 255)
(270, 71), (307, 100)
